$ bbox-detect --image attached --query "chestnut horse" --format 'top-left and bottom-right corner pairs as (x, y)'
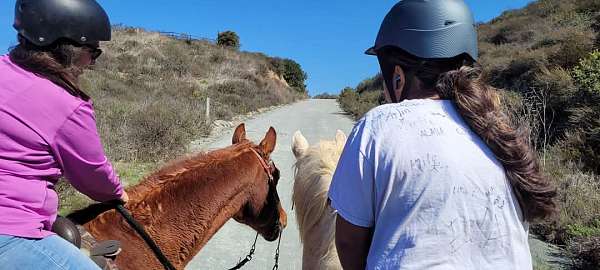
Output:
(68, 124), (287, 270)
(291, 130), (346, 270)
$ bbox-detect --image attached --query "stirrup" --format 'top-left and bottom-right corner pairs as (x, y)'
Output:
(90, 240), (122, 270)
(91, 240), (122, 257)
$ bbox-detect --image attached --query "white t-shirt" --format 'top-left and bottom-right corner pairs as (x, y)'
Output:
(328, 99), (532, 270)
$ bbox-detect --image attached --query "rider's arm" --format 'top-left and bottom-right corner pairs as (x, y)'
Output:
(328, 119), (377, 267)
(336, 215), (373, 270)
(52, 101), (124, 202)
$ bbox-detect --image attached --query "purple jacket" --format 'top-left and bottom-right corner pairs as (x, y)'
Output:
(0, 55), (123, 238)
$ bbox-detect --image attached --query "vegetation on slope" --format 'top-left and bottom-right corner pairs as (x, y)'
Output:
(338, 1), (600, 267)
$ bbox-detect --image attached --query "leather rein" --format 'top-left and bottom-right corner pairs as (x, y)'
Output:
(110, 146), (281, 270)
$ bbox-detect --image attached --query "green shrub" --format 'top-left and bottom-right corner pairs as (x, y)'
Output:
(338, 86), (382, 119)
(567, 221), (600, 238)
(217, 31), (240, 49)
(572, 50), (600, 97)
(270, 58), (308, 93)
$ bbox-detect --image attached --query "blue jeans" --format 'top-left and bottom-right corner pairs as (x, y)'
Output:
(0, 235), (100, 270)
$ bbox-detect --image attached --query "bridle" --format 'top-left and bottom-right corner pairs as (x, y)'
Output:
(249, 147), (276, 183)
(228, 147), (283, 270)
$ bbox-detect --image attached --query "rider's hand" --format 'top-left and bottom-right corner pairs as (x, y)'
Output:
(120, 190), (130, 204)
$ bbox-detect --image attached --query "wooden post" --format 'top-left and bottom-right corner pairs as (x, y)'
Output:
(205, 97), (211, 125)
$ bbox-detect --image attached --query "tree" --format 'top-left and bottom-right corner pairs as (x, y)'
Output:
(270, 58), (307, 93)
(217, 31), (240, 50)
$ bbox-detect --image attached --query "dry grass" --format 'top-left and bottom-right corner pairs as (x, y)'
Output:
(82, 26), (304, 162)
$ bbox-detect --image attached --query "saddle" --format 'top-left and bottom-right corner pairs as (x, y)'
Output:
(52, 216), (121, 270)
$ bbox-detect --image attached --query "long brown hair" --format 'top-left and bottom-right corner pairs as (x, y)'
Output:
(379, 47), (557, 222)
(9, 35), (90, 100)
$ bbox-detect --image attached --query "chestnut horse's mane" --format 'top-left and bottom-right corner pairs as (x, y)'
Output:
(68, 141), (255, 225)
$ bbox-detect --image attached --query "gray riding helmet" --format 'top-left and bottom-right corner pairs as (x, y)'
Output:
(366, 0), (478, 62)
(13, 0), (111, 47)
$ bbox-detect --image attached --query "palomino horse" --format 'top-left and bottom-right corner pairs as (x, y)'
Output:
(291, 130), (346, 270)
(68, 124), (287, 270)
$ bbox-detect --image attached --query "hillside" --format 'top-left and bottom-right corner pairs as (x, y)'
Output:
(338, 0), (600, 268)
(58, 26), (307, 213)
(81, 26), (306, 162)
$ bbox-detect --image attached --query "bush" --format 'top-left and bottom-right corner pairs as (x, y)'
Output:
(489, 49), (549, 92)
(572, 50), (600, 97)
(563, 106), (600, 173)
(488, 25), (516, 45)
(313, 93), (338, 99)
(356, 74), (383, 93)
(338, 86), (382, 119)
(217, 31), (240, 49)
(551, 31), (595, 69)
(270, 58), (308, 93)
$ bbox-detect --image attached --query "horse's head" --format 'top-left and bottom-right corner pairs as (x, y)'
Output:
(230, 123), (287, 242)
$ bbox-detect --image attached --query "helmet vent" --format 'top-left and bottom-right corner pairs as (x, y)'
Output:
(444, 20), (456, 26)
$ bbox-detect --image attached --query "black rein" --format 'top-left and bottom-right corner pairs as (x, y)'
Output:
(107, 200), (177, 270)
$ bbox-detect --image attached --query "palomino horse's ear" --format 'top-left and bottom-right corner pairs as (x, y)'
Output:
(232, 123), (246, 144)
(292, 130), (309, 158)
(259, 127), (277, 155)
(335, 130), (347, 146)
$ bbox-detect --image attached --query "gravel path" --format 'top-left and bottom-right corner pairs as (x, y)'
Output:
(184, 99), (568, 270)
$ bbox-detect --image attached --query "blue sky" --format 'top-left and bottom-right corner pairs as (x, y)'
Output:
(0, 0), (534, 95)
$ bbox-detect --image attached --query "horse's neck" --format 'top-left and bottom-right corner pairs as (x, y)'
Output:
(302, 211), (340, 270)
(86, 151), (261, 267)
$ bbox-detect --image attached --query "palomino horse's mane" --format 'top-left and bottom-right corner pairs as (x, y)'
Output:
(69, 141), (255, 224)
(292, 130), (346, 270)
(292, 130), (345, 269)
(292, 138), (343, 242)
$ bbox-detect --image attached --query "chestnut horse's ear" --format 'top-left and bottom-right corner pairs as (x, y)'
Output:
(232, 123), (246, 144)
(259, 127), (277, 155)
(292, 130), (309, 158)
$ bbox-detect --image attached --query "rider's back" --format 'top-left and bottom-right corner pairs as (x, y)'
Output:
(329, 99), (532, 269)
(0, 55), (84, 238)
(0, 55), (120, 239)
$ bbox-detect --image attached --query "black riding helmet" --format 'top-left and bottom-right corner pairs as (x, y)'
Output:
(13, 0), (111, 47)
(366, 0), (478, 103)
